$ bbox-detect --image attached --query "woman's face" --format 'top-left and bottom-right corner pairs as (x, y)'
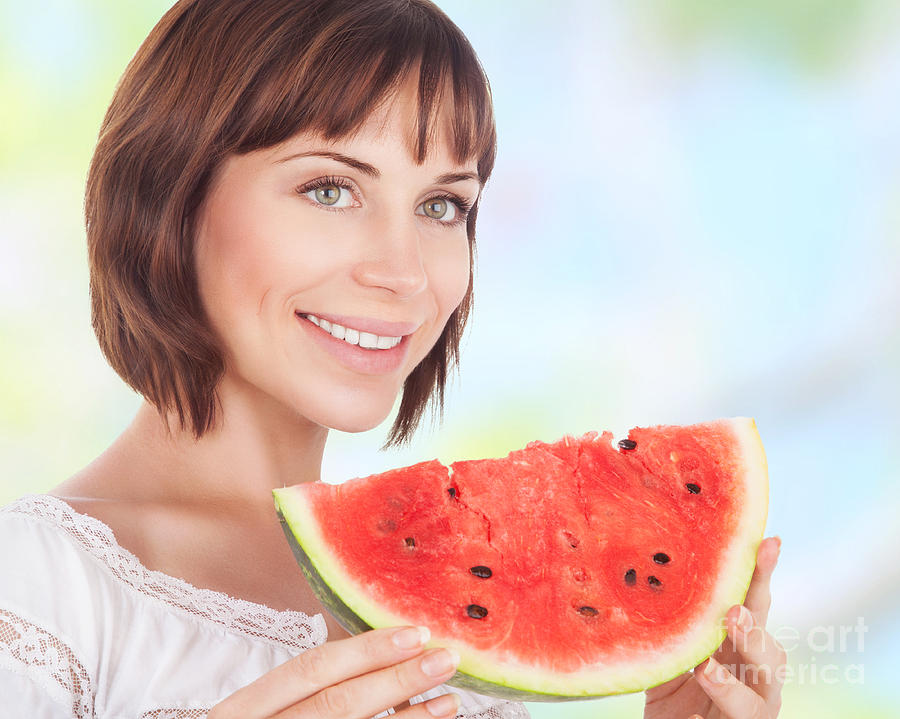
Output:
(193, 81), (479, 433)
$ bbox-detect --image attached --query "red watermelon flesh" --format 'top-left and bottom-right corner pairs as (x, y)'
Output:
(273, 418), (768, 700)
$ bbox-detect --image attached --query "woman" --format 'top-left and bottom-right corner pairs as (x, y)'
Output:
(0, 1), (785, 717)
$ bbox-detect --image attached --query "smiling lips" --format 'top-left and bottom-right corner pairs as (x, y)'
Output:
(301, 313), (402, 350)
(295, 311), (419, 375)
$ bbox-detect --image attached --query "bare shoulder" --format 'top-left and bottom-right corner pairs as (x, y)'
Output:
(48, 470), (166, 571)
(47, 470), (350, 639)
(49, 467), (225, 584)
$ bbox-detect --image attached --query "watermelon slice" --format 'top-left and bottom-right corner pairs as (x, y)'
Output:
(273, 418), (768, 701)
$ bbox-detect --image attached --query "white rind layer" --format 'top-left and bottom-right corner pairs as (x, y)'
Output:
(273, 417), (769, 698)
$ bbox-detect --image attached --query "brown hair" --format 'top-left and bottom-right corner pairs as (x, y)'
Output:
(86, 0), (497, 446)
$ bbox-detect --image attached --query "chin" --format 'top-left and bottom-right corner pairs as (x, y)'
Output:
(295, 383), (399, 435)
(327, 416), (391, 434)
(312, 408), (395, 435)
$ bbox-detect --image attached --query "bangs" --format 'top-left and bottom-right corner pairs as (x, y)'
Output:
(227, 0), (497, 180)
(86, 0), (495, 443)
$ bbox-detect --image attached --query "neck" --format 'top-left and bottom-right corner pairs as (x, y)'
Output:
(98, 373), (329, 510)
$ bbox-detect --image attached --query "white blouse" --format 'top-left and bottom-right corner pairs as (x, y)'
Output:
(0, 494), (531, 719)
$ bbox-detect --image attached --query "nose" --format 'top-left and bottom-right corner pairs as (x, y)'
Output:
(352, 213), (428, 298)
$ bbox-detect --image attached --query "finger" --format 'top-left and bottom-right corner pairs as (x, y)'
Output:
(695, 655), (769, 719)
(743, 536), (780, 627)
(725, 605), (787, 710)
(644, 670), (692, 701)
(411, 692), (463, 718)
(211, 625), (437, 718)
(272, 646), (461, 719)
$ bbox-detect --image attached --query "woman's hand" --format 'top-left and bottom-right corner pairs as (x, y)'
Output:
(644, 536), (786, 719)
(208, 625), (462, 719)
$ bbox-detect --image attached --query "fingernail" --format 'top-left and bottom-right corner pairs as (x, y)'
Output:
(688, 715), (704, 719)
(702, 656), (727, 684)
(421, 648), (460, 677)
(736, 605), (754, 632)
(393, 625), (430, 650)
(773, 536), (782, 557)
(426, 692), (461, 717)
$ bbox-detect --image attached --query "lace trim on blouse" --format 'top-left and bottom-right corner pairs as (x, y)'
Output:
(135, 705), (530, 719)
(0, 606), (96, 717)
(1, 494), (327, 651)
(1, 494), (530, 719)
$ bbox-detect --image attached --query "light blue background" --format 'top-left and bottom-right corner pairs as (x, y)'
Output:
(1, 1), (896, 716)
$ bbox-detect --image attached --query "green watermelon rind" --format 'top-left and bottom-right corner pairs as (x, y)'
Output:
(274, 501), (584, 702)
(274, 512), (573, 702)
(272, 417), (768, 701)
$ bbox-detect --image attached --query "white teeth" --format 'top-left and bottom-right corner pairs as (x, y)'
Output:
(302, 314), (403, 350)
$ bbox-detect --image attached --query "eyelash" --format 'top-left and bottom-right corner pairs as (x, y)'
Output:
(295, 175), (473, 227)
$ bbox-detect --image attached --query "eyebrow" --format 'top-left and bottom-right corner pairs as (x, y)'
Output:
(276, 150), (481, 186)
(434, 171), (481, 185)
(278, 150), (379, 178)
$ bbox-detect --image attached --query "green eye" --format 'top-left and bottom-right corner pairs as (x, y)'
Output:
(314, 185), (342, 206)
(421, 198), (457, 221)
(300, 178), (355, 209)
(424, 198), (446, 218)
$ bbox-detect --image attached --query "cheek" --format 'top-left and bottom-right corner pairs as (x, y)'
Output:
(429, 236), (472, 319)
(195, 195), (280, 319)
(195, 194), (325, 329)
(195, 241), (270, 357)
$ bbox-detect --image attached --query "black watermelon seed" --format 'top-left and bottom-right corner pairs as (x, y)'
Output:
(448, 487), (457, 498)
(578, 606), (599, 617)
(376, 519), (397, 533)
(648, 576), (663, 589)
(404, 537), (416, 548)
(470, 565), (493, 579)
(624, 568), (637, 585)
(467, 604), (488, 619)
(685, 483), (701, 494)
(653, 552), (670, 565)
(618, 438), (637, 450)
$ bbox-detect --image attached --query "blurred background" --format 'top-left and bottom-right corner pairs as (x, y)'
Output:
(1, 0), (897, 716)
